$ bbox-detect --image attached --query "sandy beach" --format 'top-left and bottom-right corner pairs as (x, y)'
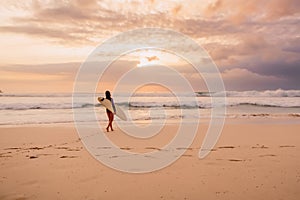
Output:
(1, 0), (300, 199)
(0, 120), (299, 200)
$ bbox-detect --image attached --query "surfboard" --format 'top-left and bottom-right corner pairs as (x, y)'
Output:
(97, 97), (127, 121)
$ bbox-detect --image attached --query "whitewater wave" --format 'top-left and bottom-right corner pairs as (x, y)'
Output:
(1, 89), (300, 98)
(208, 89), (300, 97)
(0, 103), (98, 110)
(0, 93), (74, 98)
(1, 101), (299, 111)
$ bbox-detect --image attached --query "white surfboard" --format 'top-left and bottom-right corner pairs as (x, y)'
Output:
(97, 97), (127, 121)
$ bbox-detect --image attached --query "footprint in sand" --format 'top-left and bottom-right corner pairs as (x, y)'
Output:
(279, 145), (295, 148)
(252, 144), (268, 149)
(176, 147), (193, 150)
(218, 146), (236, 149)
(259, 154), (277, 157)
(29, 155), (38, 159)
(200, 148), (217, 152)
(109, 155), (119, 158)
(60, 155), (78, 159)
(227, 159), (245, 162)
(216, 158), (245, 162)
(55, 147), (69, 150)
(181, 154), (193, 157)
(145, 147), (161, 151)
(66, 148), (81, 151)
(3, 147), (21, 150)
(120, 147), (133, 150)
(97, 147), (112, 149)
(0, 154), (12, 158)
(28, 147), (44, 150)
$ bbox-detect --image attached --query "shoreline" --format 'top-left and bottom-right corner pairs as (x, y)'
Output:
(0, 116), (299, 128)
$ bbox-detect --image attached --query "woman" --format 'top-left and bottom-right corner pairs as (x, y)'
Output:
(105, 90), (116, 132)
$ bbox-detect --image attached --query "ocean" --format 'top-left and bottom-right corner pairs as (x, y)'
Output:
(0, 89), (299, 126)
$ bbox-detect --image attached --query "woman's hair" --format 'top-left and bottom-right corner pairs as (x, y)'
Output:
(105, 90), (111, 100)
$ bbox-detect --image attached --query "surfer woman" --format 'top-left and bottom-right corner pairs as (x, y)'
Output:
(105, 90), (116, 132)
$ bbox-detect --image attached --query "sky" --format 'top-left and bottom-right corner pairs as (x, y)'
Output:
(0, 0), (299, 93)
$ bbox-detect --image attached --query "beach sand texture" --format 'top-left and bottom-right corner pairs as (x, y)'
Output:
(0, 121), (299, 200)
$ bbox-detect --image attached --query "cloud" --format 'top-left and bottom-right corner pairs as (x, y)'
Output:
(1, 62), (79, 74)
(0, 0), (300, 90)
(172, 4), (182, 16)
(2, 0), (299, 47)
(282, 37), (300, 53)
(246, 59), (300, 83)
(0, 25), (89, 45)
(222, 68), (286, 90)
(0, 62), (79, 93)
(0, 62), (80, 86)
(204, 0), (300, 23)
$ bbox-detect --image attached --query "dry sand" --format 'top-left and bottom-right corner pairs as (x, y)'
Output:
(0, 120), (299, 200)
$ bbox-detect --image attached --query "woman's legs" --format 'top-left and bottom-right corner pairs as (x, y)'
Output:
(106, 112), (114, 132)
(106, 112), (109, 132)
(109, 113), (114, 131)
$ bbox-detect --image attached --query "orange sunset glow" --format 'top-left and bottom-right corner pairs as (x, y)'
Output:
(1, 1), (300, 199)
(0, 0), (299, 92)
